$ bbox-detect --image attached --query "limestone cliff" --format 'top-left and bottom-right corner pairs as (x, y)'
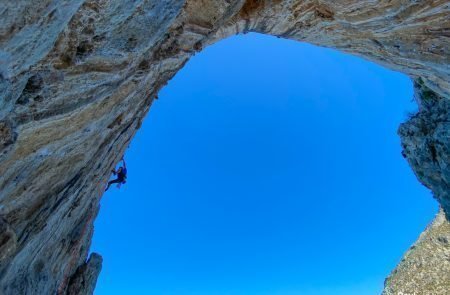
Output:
(0, 1), (449, 294)
(383, 210), (450, 295)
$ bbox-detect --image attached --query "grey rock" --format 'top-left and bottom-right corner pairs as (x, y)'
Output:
(0, 1), (449, 294)
(0, 217), (17, 263)
(66, 253), (103, 295)
(383, 210), (450, 295)
(399, 79), (450, 217)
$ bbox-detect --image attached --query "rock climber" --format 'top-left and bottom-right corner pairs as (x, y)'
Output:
(105, 158), (127, 191)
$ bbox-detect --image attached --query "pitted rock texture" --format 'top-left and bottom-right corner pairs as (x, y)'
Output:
(399, 79), (450, 214)
(383, 210), (450, 295)
(66, 253), (102, 295)
(0, 1), (449, 294)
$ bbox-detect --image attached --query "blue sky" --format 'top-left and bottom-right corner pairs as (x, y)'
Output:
(92, 33), (438, 295)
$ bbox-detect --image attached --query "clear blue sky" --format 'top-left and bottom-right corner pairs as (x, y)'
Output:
(92, 33), (437, 295)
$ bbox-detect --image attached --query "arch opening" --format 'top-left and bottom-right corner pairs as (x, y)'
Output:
(1, 2), (449, 295)
(93, 33), (438, 295)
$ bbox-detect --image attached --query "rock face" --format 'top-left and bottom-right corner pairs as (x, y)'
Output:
(65, 253), (102, 295)
(383, 210), (450, 295)
(0, 1), (449, 294)
(399, 79), (450, 214)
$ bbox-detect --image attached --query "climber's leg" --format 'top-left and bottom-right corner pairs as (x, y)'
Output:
(105, 178), (121, 191)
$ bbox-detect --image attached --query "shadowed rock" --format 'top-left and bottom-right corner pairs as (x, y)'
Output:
(0, 0), (449, 294)
(66, 253), (102, 295)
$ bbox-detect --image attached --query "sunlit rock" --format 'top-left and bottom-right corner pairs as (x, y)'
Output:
(0, 1), (449, 294)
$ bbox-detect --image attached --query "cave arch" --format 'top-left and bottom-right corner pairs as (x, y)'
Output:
(0, 1), (449, 294)
(93, 32), (438, 294)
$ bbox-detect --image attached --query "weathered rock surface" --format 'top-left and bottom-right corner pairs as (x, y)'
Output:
(383, 210), (450, 295)
(0, 1), (449, 294)
(66, 253), (102, 295)
(400, 79), (450, 214)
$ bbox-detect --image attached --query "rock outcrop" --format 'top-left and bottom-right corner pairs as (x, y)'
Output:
(383, 210), (450, 295)
(0, 1), (449, 294)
